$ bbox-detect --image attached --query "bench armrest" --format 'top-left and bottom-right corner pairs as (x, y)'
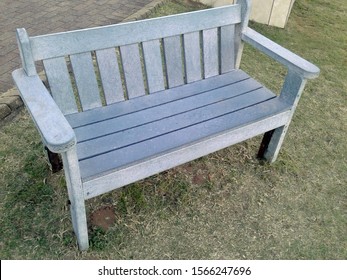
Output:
(242, 27), (320, 79)
(12, 69), (76, 153)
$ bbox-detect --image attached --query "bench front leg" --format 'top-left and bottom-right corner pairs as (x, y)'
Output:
(61, 147), (89, 251)
(258, 70), (307, 162)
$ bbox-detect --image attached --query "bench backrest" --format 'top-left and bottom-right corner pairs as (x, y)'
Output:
(16, 2), (251, 115)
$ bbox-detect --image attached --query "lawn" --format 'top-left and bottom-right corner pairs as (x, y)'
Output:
(0, 0), (346, 259)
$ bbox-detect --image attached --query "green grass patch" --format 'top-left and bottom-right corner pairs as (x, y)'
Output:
(0, 0), (346, 259)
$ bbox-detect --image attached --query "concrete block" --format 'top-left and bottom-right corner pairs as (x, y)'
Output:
(0, 95), (23, 110)
(0, 104), (11, 119)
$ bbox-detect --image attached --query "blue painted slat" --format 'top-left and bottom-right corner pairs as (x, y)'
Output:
(120, 43), (146, 98)
(30, 5), (241, 61)
(184, 32), (202, 83)
(70, 52), (102, 111)
(96, 48), (124, 104)
(164, 36), (184, 88)
(221, 24), (235, 73)
(76, 87), (275, 160)
(78, 98), (290, 179)
(203, 28), (219, 78)
(74, 77), (264, 142)
(43, 56), (78, 114)
(66, 70), (249, 127)
(142, 39), (165, 93)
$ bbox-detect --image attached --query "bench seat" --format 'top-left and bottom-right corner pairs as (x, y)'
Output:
(65, 70), (292, 199)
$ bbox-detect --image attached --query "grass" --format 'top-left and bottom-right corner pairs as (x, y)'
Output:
(0, 0), (346, 259)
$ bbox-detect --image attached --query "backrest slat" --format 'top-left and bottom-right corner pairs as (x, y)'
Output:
(19, 4), (245, 113)
(96, 48), (125, 104)
(220, 24), (236, 73)
(43, 57), (78, 114)
(120, 44), (146, 99)
(203, 28), (219, 78)
(184, 32), (202, 83)
(29, 5), (241, 61)
(164, 36), (184, 88)
(70, 52), (102, 110)
(142, 39), (165, 93)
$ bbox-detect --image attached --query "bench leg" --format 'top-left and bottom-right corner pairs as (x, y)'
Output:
(258, 126), (287, 163)
(258, 70), (308, 163)
(61, 147), (89, 251)
(44, 146), (63, 173)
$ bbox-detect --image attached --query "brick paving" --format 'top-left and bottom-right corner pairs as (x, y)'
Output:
(0, 0), (155, 94)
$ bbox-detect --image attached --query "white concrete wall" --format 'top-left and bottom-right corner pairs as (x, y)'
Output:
(195, 0), (296, 28)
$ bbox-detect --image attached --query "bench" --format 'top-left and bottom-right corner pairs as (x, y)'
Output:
(12, 0), (319, 251)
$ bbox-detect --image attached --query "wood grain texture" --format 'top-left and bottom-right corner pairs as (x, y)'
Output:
(142, 40), (165, 93)
(96, 48), (124, 104)
(12, 3), (320, 252)
(73, 75), (264, 143)
(262, 70), (307, 162)
(221, 25), (236, 73)
(66, 70), (249, 127)
(29, 5), (241, 60)
(203, 28), (219, 78)
(83, 108), (290, 198)
(16, 28), (37, 76)
(183, 32), (202, 83)
(70, 52), (102, 110)
(164, 36), (184, 88)
(120, 43), (146, 98)
(43, 57), (78, 114)
(12, 69), (76, 153)
(61, 147), (89, 251)
(242, 27), (320, 78)
(76, 88), (275, 161)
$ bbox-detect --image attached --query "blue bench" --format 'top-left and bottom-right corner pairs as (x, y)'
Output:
(12, 0), (319, 250)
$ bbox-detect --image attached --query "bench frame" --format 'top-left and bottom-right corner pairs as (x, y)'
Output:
(12, 0), (319, 251)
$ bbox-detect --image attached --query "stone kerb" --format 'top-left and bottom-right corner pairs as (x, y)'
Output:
(0, 89), (23, 126)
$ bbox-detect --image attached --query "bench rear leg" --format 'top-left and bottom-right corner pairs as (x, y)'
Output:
(258, 70), (308, 163)
(61, 147), (89, 251)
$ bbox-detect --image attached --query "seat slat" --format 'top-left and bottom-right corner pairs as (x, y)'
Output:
(184, 32), (202, 83)
(79, 98), (291, 180)
(164, 36), (184, 88)
(66, 70), (249, 127)
(70, 52), (102, 111)
(74, 77), (264, 142)
(142, 39), (165, 93)
(203, 28), (219, 78)
(221, 24), (236, 73)
(77, 88), (275, 160)
(96, 48), (124, 104)
(43, 57), (78, 114)
(120, 43), (146, 98)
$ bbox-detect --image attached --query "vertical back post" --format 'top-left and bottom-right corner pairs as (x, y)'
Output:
(16, 28), (37, 76)
(235, 0), (252, 69)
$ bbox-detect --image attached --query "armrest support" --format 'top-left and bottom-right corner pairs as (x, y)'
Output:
(242, 27), (320, 79)
(12, 69), (76, 153)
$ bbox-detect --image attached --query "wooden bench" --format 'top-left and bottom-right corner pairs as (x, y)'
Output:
(12, 0), (319, 250)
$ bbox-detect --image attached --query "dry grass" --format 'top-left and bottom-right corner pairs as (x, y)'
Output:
(0, 0), (346, 259)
